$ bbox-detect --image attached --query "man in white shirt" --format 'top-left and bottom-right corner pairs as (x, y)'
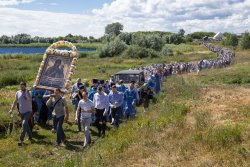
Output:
(77, 92), (95, 147)
(9, 82), (33, 146)
(93, 86), (109, 137)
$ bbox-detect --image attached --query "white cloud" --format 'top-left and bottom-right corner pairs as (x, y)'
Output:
(0, 8), (106, 37)
(0, 0), (249, 37)
(0, 0), (34, 6)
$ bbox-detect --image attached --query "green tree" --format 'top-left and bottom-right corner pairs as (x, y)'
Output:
(99, 38), (127, 57)
(222, 33), (238, 47)
(105, 22), (124, 36)
(188, 32), (215, 39)
(0, 35), (11, 44)
(169, 34), (183, 44)
(13, 34), (31, 44)
(178, 29), (185, 37)
(118, 32), (132, 45)
(239, 32), (250, 49)
(131, 33), (164, 51)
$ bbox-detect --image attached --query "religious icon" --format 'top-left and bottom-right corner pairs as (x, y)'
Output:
(34, 41), (78, 91)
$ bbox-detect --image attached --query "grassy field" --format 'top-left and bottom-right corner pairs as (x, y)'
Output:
(0, 44), (249, 167)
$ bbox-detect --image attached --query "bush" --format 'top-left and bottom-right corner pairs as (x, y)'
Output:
(123, 45), (158, 59)
(222, 33), (238, 47)
(99, 38), (127, 58)
(161, 45), (173, 56)
(131, 34), (164, 51)
(239, 32), (250, 49)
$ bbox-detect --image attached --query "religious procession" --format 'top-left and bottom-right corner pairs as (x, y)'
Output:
(8, 40), (235, 148)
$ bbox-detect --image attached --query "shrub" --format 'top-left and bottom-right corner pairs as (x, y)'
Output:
(161, 45), (173, 56)
(99, 38), (127, 58)
(222, 33), (238, 47)
(131, 34), (164, 51)
(239, 32), (250, 49)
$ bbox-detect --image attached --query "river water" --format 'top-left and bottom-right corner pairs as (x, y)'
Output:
(0, 47), (96, 54)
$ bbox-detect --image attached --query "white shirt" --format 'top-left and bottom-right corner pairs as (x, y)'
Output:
(77, 99), (94, 119)
(16, 90), (32, 114)
(93, 92), (109, 114)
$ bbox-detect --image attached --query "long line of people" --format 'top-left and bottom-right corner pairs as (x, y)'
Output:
(10, 43), (235, 147)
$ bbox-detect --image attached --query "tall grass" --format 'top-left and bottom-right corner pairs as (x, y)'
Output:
(163, 44), (196, 53)
(194, 125), (243, 149)
(0, 54), (40, 87)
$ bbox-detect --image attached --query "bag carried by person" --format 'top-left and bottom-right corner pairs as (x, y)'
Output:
(51, 97), (62, 112)
(71, 92), (78, 105)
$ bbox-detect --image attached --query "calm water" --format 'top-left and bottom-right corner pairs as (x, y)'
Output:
(0, 47), (96, 54)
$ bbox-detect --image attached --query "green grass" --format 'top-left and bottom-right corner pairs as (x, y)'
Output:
(163, 44), (206, 53)
(0, 43), (250, 166)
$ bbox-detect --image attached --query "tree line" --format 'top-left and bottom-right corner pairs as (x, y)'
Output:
(99, 22), (250, 58)
(0, 34), (99, 44)
(1, 22), (249, 55)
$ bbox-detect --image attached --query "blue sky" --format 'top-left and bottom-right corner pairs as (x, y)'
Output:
(0, 0), (249, 37)
(13, 0), (113, 14)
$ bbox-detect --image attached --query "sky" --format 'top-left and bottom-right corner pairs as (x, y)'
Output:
(0, 0), (249, 37)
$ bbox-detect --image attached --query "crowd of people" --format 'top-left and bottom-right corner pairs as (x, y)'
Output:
(8, 42), (235, 147)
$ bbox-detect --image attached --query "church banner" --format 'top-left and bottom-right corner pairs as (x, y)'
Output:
(34, 41), (78, 91)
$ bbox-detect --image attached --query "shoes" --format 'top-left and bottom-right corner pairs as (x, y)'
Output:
(83, 144), (89, 149)
(51, 128), (56, 133)
(101, 133), (105, 138)
(28, 138), (34, 143)
(18, 140), (23, 146)
(60, 143), (66, 147)
(54, 143), (60, 147)
(62, 139), (68, 144)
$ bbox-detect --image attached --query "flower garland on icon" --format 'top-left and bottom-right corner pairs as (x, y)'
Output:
(34, 40), (78, 90)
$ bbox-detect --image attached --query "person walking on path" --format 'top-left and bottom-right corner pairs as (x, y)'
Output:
(46, 88), (69, 146)
(9, 82), (33, 146)
(109, 85), (124, 128)
(76, 92), (95, 147)
(93, 86), (109, 137)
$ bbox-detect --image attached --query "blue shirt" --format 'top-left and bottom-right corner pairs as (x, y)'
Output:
(124, 88), (137, 104)
(88, 88), (97, 101)
(109, 91), (124, 108)
(117, 85), (128, 93)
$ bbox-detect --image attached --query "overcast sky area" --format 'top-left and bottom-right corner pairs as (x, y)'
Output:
(0, 0), (249, 37)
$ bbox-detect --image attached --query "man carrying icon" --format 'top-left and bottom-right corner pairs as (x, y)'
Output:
(46, 88), (69, 146)
(9, 82), (33, 146)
